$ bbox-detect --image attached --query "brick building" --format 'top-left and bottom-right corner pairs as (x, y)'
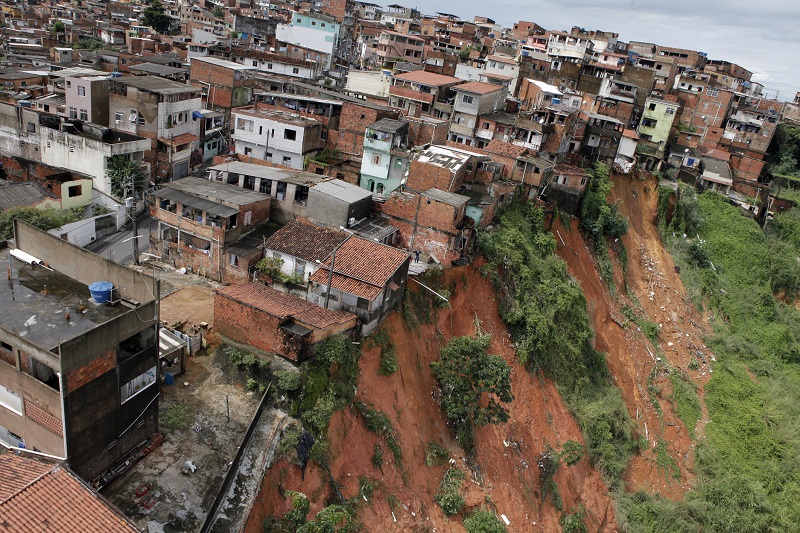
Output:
(214, 283), (357, 362)
(189, 56), (256, 114)
(149, 177), (271, 281)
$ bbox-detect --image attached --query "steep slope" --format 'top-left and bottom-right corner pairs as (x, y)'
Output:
(554, 173), (711, 500)
(247, 264), (618, 532)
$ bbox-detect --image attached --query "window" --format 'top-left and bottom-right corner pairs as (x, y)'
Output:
(666, 108), (675, 115)
(357, 297), (370, 310)
(580, 178), (587, 186)
(0, 384), (23, 415)
(66, 81), (71, 88)
(230, 254), (239, 267)
(282, 156), (292, 164)
(372, 154), (381, 165)
(244, 147), (252, 155)
(311, 21), (316, 25)
(77, 85), (86, 96)
(292, 67), (300, 74)
(68, 184), (82, 197)
(244, 210), (252, 226)
(115, 111), (123, 123)
(80, 109), (88, 121)
(252, 60), (258, 66)
(276, 181), (287, 200)
(284, 129), (296, 140)
(707, 88), (719, 97)
(69, 107), (77, 119)
(599, 139), (610, 148)
(120, 366), (157, 403)
(26, 122), (35, 133)
(237, 118), (253, 131)
(259, 178), (272, 194)
(462, 94), (474, 104)
(267, 63), (273, 69)
(295, 185), (309, 205)
(649, 103), (656, 111)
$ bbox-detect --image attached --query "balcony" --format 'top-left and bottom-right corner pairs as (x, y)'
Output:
(363, 136), (392, 152)
(475, 128), (493, 140)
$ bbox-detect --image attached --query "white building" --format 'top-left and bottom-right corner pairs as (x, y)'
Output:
(231, 107), (324, 170)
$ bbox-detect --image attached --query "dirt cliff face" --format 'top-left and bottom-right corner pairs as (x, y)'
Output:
(246, 173), (711, 532)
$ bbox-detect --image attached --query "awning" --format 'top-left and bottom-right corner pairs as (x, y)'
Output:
(152, 188), (239, 217)
(702, 173), (733, 186)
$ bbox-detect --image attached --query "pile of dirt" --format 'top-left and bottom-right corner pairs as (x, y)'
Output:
(247, 263), (617, 532)
(554, 173), (712, 500)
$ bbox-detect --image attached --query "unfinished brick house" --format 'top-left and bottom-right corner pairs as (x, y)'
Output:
(149, 177), (271, 281)
(214, 283), (357, 362)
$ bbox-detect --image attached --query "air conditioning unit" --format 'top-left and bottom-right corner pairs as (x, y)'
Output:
(348, 217), (356, 227)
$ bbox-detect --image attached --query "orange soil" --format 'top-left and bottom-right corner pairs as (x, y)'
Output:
(554, 173), (712, 500)
(247, 263), (618, 532)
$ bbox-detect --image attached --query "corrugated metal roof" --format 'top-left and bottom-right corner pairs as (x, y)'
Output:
(0, 181), (54, 211)
(152, 188), (239, 217)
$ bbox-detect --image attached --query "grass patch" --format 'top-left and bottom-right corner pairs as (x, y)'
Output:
(353, 401), (402, 465)
(424, 441), (450, 467)
(668, 370), (701, 439)
(654, 439), (680, 480)
(161, 403), (191, 430)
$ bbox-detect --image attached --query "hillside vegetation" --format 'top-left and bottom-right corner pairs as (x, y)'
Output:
(619, 188), (800, 531)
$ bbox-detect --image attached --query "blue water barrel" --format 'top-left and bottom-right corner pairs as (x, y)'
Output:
(88, 281), (113, 303)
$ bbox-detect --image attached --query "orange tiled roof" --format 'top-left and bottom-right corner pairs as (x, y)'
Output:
(0, 452), (139, 533)
(264, 219), (348, 263)
(484, 139), (528, 158)
(393, 70), (461, 87)
(215, 282), (355, 329)
(308, 236), (409, 300)
(554, 163), (589, 176)
(453, 81), (503, 95)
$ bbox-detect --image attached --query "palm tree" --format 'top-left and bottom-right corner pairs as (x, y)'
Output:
(107, 155), (148, 198)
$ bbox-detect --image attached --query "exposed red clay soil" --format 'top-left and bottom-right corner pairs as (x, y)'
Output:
(554, 173), (713, 500)
(247, 263), (618, 532)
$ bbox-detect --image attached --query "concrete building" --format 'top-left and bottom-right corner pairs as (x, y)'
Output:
(376, 30), (425, 66)
(149, 177), (272, 281)
(207, 161), (372, 227)
(109, 76), (203, 181)
(636, 96), (679, 170)
(230, 48), (320, 81)
(449, 81), (507, 148)
(388, 70), (462, 120)
(0, 221), (159, 483)
(0, 102), (150, 199)
(275, 11), (340, 71)
(360, 118), (411, 195)
(64, 74), (110, 127)
(231, 107), (325, 170)
(580, 111), (625, 164)
(189, 56), (256, 113)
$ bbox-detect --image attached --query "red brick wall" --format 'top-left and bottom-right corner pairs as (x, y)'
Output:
(407, 160), (459, 192)
(190, 61), (237, 109)
(417, 198), (459, 234)
(335, 104), (399, 157)
(66, 350), (116, 393)
(730, 153), (765, 182)
(24, 398), (63, 437)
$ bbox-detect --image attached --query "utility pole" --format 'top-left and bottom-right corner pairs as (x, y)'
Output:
(126, 176), (140, 266)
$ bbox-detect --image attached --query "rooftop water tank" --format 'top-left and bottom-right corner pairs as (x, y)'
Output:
(88, 281), (113, 304)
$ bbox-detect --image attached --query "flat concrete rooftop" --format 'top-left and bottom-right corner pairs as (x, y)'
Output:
(0, 251), (129, 351)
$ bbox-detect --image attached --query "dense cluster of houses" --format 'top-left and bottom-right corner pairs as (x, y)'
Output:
(1, 0), (800, 525)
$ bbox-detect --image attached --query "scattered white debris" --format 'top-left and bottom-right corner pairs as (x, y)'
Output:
(501, 514), (510, 526)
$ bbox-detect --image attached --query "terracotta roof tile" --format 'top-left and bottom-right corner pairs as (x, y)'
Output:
(215, 282), (356, 329)
(0, 452), (139, 532)
(263, 220), (348, 263)
(453, 81), (503, 95)
(554, 163), (589, 176)
(393, 70), (461, 87)
(484, 139), (528, 158)
(308, 237), (409, 300)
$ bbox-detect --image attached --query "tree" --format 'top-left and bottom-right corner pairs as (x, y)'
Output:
(51, 21), (66, 41)
(140, 0), (172, 34)
(212, 5), (224, 19)
(107, 155), (148, 198)
(431, 335), (513, 452)
(0, 207), (83, 241)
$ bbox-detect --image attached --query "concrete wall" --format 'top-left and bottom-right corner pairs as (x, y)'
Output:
(306, 189), (371, 229)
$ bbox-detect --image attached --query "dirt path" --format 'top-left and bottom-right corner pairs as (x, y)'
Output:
(249, 264), (617, 532)
(554, 173), (713, 500)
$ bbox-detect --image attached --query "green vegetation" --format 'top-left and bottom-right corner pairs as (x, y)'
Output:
(161, 402), (191, 430)
(107, 155), (148, 198)
(371, 329), (398, 375)
(353, 401), (402, 464)
(560, 507), (588, 533)
(254, 257), (305, 287)
(424, 441), (450, 467)
(371, 443), (383, 469)
(478, 199), (638, 487)
(621, 188), (800, 531)
(434, 467), (465, 515)
(580, 162), (630, 289)
(622, 305), (659, 346)
(654, 439), (680, 481)
(559, 440), (586, 466)
(668, 370), (701, 439)
(463, 509), (508, 533)
(538, 448), (562, 510)
(140, 0), (172, 34)
(766, 122), (800, 182)
(431, 335), (513, 454)
(262, 490), (357, 532)
(225, 346), (270, 391)
(0, 206), (83, 240)
(277, 422), (302, 459)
